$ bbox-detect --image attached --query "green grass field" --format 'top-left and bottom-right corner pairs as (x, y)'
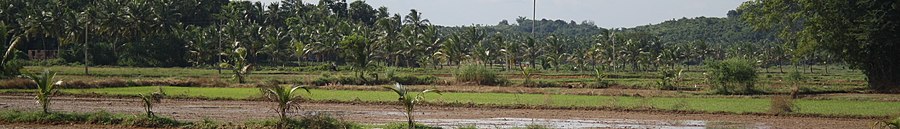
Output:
(4, 86), (898, 117)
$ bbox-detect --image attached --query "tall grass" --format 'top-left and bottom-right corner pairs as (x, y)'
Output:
(0, 110), (184, 128)
(455, 65), (505, 85)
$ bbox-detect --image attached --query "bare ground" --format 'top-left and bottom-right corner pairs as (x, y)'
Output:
(0, 94), (879, 129)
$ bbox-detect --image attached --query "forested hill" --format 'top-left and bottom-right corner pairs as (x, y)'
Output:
(439, 17), (609, 38)
(445, 12), (777, 45)
(624, 15), (777, 45)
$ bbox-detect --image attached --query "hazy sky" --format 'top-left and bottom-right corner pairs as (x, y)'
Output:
(248, 0), (749, 28)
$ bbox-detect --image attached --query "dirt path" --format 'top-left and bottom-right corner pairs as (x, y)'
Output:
(0, 95), (877, 128)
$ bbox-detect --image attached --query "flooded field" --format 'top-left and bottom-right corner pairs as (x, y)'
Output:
(420, 118), (770, 129)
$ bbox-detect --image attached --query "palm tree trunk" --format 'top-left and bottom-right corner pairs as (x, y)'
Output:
(1, 36), (23, 65)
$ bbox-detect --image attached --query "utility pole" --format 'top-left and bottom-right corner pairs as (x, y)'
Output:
(84, 19), (89, 75)
(532, 0), (536, 37)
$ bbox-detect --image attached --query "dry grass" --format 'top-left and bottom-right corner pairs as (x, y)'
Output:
(0, 78), (35, 89)
(769, 95), (795, 114)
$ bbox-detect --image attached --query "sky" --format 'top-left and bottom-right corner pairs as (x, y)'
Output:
(248, 0), (749, 28)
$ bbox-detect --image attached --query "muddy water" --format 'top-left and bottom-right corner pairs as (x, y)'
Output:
(419, 118), (771, 129)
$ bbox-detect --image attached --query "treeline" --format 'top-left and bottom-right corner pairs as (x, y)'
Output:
(0, 0), (847, 72)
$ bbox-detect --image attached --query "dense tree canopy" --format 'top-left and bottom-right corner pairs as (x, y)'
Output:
(739, 0), (900, 92)
(1, 0), (894, 91)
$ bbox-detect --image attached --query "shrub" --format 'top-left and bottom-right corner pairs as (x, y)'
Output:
(769, 95), (795, 114)
(657, 68), (682, 90)
(0, 59), (23, 79)
(455, 65), (506, 85)
(706, 58), (758, 94)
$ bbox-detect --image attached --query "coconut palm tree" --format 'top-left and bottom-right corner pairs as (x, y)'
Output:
(262, 84), (310, 124)
(26, 70), (61, 114)
(340, 33), (377, 82)
(384, 83), (440, 129)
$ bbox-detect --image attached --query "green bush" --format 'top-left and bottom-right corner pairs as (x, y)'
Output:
(657, 68), (682, 90)
(1, 59), (23, 79)
(455, 65), (506, 85)
(706, 58), (758, 94)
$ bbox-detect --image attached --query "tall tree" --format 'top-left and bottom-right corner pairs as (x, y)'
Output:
(740, 0), (900, 92)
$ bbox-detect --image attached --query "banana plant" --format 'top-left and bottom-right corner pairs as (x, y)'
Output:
(220, 47), (253, 83)
(594, 67), (606, 83)
(383, 83), (440, 129)
(138, 86), (165, 118)
(26, 70), (61, 114)
(262, 84), (310, 122)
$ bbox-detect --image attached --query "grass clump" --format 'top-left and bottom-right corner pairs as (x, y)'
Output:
(244, 114), (360, 129)
(706, 58), (758, 94)
(0, 110), (184, 128)
(0, 59), (23, 79)
(769, 95), (795, 114)
(880, 116), (900, 129)
(455, 65), (506, 85)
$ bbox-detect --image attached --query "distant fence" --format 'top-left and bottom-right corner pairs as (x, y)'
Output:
(27, 50), (58, 60)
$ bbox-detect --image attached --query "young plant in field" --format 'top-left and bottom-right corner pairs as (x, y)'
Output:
(139, 86), (166, 118)
(26, 70), (61, 114)
(384, 83), (441, 129)
(262, 84), (310, 123)
(220, 47), (253, 83)
(657, 68), (683, 90)
(521, 66), (534, 86)
(786, 70), (806, 98)
(591, 67), (611, 88)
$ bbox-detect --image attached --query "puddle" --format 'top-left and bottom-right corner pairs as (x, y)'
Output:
(302, 110), (408, 116)
(419, 118), (770, 129)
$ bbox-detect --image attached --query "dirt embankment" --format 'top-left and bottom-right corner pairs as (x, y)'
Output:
(0, 95), (878, 129)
